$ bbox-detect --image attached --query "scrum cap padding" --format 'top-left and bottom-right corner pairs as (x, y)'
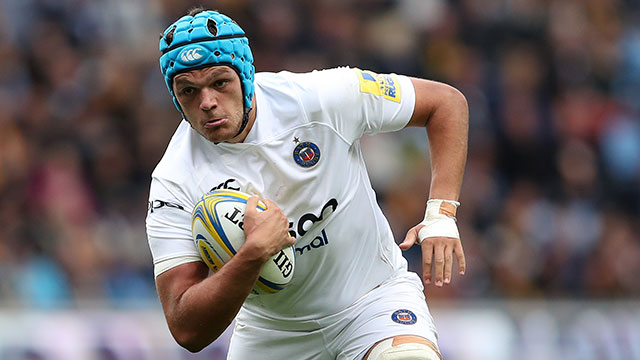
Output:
(159, 11), (255, 110)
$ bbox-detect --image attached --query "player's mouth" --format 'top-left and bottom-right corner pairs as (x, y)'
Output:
(204, 117), (227, 128)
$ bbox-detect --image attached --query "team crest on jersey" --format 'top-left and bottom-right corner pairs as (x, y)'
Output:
(391, 309), (417, 325)
(293, 140), (321, 168)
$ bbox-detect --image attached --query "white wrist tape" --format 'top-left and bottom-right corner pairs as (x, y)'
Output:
(418, 199), (460, 244)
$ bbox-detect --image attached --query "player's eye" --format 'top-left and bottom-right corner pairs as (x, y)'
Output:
(213, 79), (228, 88)
(180, 87), (196, 96)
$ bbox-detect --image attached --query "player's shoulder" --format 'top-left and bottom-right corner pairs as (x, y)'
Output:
(254, 67), (359, 115)
(255, 67), (358, 91)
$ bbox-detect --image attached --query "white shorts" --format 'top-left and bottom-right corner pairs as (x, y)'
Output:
(227, 271), (439, 360)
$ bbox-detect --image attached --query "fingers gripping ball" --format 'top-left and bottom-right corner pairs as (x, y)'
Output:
(191, 189), (295, 295)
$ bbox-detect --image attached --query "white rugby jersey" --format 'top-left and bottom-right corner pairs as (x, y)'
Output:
(146, 67), (417, 323)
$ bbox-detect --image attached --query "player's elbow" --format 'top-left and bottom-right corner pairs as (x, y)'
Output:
(409, 79), (469, 128)
(170, 327), (214, 353)
(439, 84), (469, 135)
(175, 333), (208, 353)
(183, 343), (208, 354)
(443, 84), (469, 121)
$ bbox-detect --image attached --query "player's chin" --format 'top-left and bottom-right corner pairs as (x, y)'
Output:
(199, 127), (236, 143)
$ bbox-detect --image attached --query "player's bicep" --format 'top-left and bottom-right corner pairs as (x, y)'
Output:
(406, 77), (466, 128)
(156, 261), (209, 316)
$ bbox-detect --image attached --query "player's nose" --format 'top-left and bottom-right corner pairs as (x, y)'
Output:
(199, 88), (218, 111)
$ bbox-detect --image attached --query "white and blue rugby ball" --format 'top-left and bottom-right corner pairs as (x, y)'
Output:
(191, 189), (295, 295)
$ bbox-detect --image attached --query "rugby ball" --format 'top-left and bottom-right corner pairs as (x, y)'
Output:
(191, 189), (295, 295)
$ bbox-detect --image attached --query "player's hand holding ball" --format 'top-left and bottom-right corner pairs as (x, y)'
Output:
(192, 190), (296, 295)
(242, 196), (296, 264)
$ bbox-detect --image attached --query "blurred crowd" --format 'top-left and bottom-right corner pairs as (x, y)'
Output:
(0, 0), (639, 309)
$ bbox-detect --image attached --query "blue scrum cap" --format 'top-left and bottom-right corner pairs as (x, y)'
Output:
(159, 10), (255, 112)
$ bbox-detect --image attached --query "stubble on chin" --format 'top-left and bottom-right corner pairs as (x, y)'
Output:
(200, 122), (242, 144)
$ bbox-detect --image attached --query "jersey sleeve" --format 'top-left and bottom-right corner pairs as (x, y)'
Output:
(146, 177), (202, 277)
(290, 67), (417, 145)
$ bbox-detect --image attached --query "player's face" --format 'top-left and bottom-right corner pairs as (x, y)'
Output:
(173, 66), (246, 143)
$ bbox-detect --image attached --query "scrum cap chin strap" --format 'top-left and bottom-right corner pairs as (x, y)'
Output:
(234, 106), (251, 138)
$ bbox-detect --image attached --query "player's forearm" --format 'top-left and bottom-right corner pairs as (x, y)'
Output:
(425, 86), (468, 200)
(163, 254), (264, 352)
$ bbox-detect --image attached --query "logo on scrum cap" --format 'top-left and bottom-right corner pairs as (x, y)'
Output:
(180, 47), (204, 63)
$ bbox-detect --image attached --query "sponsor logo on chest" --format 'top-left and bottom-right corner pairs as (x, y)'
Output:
(208, 177), (339, 257)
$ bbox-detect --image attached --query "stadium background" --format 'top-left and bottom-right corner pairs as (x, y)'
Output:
(0, 0), (639, 359)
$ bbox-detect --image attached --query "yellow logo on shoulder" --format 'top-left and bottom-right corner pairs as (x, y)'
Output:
(355, 69), (401, 103)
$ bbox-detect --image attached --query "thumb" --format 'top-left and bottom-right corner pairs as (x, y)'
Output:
(399, 225), (423, 250)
